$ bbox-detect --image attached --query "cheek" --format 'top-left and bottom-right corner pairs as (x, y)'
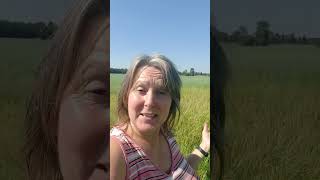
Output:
(161, 97), (172, 112)
(128, 93), (143, 116)
(58, 96), (107, 179)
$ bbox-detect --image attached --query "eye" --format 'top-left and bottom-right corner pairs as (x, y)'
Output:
(84, 86), (108, 107)
(157, 89), (168, 95)
(159, 91), (166, 95)
(88, 88), (108, 95)
(136, 87), (146, 93)
(84, 81), (108, 96)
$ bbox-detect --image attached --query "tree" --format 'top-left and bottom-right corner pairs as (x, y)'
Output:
(46, 21), (58, 39)
(289, 33), (296, 43)
(230, 30), (240, 42)
(255, 20), (271, 46)
(182, 69), (189, 76)
(0, 20), (58, 39)
(273, 33), (281, 44)
(238, 25), (254, 45)
(238, 25), (248, 36)
(302, 35), (308, 44)
(190, 68), (195, 76)
(216, 29), (230, 42)
(231, 26), (248, 42)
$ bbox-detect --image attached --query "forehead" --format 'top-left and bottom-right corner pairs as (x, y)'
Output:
(138, 66), (163, 79)
(78, 15), (109, 62)
(80, 29), (109, 73)
(90, 29), (109, 64)
(133, 66), (165, 85)
(94, 29), (109, 57)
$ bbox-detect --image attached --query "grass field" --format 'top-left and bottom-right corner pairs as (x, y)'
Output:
(2, 38), (320, 180)
(110, 73), (211, 179)
(0, 38), (211, 179)
(0, 38), (49, 179)
(222, 43), (320, 179)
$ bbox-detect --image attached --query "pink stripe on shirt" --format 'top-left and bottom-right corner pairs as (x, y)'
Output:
(111, 127), (200, 180)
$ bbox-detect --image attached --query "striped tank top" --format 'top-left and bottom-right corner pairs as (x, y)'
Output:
(110, 127), (200, 180)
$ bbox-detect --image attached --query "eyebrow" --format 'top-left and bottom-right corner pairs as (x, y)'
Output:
(132, 81), (147, 89)
(80, 57), (109, 85)
(133, 79), (167, 90)
(134, 80), (148, 85)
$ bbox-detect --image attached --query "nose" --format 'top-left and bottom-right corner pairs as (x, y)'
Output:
(144, 90), (156, 107)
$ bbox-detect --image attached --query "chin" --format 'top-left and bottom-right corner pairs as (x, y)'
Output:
(136, 123), (160, 134)
(88, 168), (109, 180)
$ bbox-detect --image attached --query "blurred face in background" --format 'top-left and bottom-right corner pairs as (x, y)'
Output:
(57, 15), (109, 180)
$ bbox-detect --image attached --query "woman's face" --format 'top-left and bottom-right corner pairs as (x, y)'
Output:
(57, 17), (109, 179)
(127, 66), (172, 134)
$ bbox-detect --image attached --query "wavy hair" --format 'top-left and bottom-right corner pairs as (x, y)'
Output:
(116, 54), (181, 137)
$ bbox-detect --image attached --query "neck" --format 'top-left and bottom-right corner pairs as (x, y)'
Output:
(126, 123), (162, 152)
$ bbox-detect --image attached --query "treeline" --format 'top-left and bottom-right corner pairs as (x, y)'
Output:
(111, 68), (210, 76)
(0, 20), (58, 39)
(111, 68), (128, 74)
(180, 68), (210, 76)
(216, 20), (320, 47)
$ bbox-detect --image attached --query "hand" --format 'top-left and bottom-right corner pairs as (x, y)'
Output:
(200, 122), (210, 153)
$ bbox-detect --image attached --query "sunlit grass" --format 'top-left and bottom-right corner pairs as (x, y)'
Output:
(222, 43), (320, 180)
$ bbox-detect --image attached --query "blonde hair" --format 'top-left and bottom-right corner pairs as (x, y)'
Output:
(117, 54), (181, 136)
(24, 0), (108, 179)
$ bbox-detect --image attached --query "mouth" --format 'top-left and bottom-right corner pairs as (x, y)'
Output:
(95, 163), (108, 173)
(140, 113), (157, 118)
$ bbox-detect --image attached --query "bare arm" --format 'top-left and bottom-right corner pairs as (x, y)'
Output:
(110, 137), (126, 180)
(186, 123), (210, 171)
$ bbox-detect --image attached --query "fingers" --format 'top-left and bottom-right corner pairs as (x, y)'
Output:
(203, 122), (209, 132)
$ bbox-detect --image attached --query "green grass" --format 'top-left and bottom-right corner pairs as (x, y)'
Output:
(0, 38), (49, 179)
(0, 38), (211, 179)
(3, 38), (320, 180)
(222, 43), (320, 180)
(110, 73), (211, 179)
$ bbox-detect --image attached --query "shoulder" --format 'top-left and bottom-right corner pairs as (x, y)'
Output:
(165, 133), (178, 148)
(110, 136), (126, 180)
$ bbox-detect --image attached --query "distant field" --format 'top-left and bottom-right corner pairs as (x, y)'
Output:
(222, 43), (320, 179)
(0, 38), (49, 179)
(110, 73), (211, 179)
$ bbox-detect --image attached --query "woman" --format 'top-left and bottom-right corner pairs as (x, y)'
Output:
(110, 55), (210, 179)
(24, 0), (109, 179)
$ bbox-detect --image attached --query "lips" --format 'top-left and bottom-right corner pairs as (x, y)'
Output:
(95, 146), (109, 174)
(140, 113), (157, 118)
(96, 163), (108, 173)
(89, 163), (109, 179)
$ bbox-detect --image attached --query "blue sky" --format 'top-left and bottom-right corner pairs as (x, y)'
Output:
(110, 0), (210, 73)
